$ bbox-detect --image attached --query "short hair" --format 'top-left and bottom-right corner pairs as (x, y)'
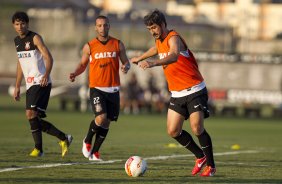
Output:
(144, 9), (167, 28)
(95, 15), (109, 24)
(12, 11), (29, 23)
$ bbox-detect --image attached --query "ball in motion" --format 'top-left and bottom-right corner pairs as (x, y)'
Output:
(125, 156), (147, 177)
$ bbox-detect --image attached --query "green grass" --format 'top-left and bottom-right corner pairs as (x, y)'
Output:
(0, 95), (282, 183)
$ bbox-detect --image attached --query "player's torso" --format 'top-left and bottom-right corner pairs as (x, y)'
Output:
(88, 37), (120, 88)
(14, 31), (50, 89)
(156, 30), (203, 91)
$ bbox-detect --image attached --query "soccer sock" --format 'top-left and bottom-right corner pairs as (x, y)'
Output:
(91, 127), (109, 154)
(29, 117), (43, 152)
(40, 119), (66, 141)
(197, 129), (215, 167)
(173, 130), (205, 158)
(85, 120), (100, 144)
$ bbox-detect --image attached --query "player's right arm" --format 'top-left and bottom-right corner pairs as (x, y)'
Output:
(69, 43), (90, 82)
(14, 61), (23, 101)
(130, 46), (158, 64)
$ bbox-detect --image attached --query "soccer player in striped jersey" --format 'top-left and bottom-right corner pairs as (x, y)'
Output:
(69, 15), (130, 161)
(131, 9), (216, 177)
(12, 11), (73, 157)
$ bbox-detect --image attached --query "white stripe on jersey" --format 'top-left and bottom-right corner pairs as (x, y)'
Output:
(179, 50), (190, 58)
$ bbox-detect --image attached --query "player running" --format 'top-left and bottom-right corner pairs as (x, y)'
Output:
(69, 15), (130, 161)
(131, 9), (216, 176)
(12, 11), (73, 157)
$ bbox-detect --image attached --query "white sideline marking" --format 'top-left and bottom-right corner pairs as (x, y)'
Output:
(144, 150), (259, 160)
(0, 150), (259, 173)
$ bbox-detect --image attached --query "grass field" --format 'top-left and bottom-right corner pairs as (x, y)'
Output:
(0, 94), (282, 184)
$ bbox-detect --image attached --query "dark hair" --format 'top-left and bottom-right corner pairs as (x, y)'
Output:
(12, 11), (29, 23)
(144, 9), (167, 27)
(95, 15), (109, 24)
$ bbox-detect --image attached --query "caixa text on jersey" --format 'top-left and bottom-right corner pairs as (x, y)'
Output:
(17, 52), (32, 58)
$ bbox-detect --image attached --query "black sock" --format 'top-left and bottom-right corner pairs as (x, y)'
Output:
(91, 127), (109, 154)
(174, 130), (205, 158)
(40, 119), (66, 141)
(197, 130), (215, 167)
(29, 117), (43, 152)
(85, 120), (100, 144)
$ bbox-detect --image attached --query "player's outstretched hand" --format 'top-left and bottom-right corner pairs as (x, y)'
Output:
(130, 57), (140, 65)
(138, 61), (151, 70)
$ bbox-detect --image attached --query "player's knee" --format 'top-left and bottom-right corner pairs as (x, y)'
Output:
(95, 114), (108, 126)
(191, 125), (204, 136)
(167, 128), (181, 138)
(26, 110), (37, 119)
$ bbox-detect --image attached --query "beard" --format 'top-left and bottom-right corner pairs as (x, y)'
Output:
(153, 29), (163, 39)
(99, 31), (109, 38)
(153, 33), (159, 38)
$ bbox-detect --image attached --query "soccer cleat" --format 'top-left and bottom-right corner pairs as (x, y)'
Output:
(191, 156), (207, 175)
(29, 148), (44, 157)
(59, 134), (73, 157)
(89, 152), (102, 161)
(200, 166), (216, 177)
(82, 139), (92, 158)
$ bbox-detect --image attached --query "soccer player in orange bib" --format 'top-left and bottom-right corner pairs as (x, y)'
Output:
(131, 10), (216, 176)
(69, 15), (130, 161)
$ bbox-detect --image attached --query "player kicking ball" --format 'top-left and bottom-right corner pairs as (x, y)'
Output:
(131, 9), (216, 176)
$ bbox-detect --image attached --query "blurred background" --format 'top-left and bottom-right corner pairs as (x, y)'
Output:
(0, 0), (281, 118)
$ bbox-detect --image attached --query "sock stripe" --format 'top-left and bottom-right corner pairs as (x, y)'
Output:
(184, 140), (191, 148)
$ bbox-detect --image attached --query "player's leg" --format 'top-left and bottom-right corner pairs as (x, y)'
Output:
(167, 96), (205, 160)
(84, 120), (100, 145)
(37, 84), (73, 157)
(26, 86), (43, 156)
(86, 88), (107, 160)
(89, 113), (109, 161)
(26, 109), (43, 156)
(82, 119), (100, 158)
(39, 118), (73, 157)
(36, 84), (64, 140)
(89, 90), (119, 161)
(190, 111), (215, 176)
(85, 88), (105, 145)
(188, 90), (216, 176)
(167, 109), (205, 159)
(167, 109), (207, 176)
(40, 119), (68, 140)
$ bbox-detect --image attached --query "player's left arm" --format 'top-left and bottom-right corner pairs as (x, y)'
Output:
(139, 36), (180, 70)
(33, 34), (53, 87)
(119, 41), (130, 74)
(13, 61), (23, 101)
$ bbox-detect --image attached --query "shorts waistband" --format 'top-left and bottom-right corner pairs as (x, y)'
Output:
(94, 86), (120, 93)
(171, 81), (206, 98)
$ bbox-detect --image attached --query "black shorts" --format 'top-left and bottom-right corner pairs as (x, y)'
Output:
(168, 88), (210, 120)
(90, 88), (120, 121)
(26, 84), (51, 118)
